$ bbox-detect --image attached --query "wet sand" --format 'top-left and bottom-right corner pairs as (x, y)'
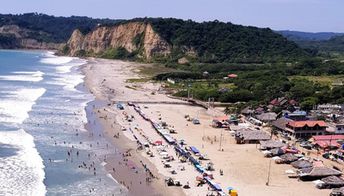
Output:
(82, 60), (184, 196)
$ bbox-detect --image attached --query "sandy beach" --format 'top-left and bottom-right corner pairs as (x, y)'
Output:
(82, 58), (332, 196)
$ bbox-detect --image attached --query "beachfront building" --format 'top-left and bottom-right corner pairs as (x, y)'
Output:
(256, 112), (277, 123)
(311, 135), (344, 150)
(317, 104), (343, 111)
(212, 116), (229, 128)
(327, 124), (344, 134)
(284, 110), (307, 121)
(285, 120), (327, 139)
(235, 129), (270, 144)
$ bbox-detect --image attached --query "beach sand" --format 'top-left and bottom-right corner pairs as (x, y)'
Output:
(82, 58), (331, 196)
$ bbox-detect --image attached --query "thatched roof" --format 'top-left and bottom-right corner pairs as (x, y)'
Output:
(331, 187), (344, 195)
(279, 153), (299, 163)
(256, 112), (277, 122)
(236, 130), (270, 141)
(260, 140), (285, 150)
(241, 107), (254, 115)
(322, 176), (344, 186)
(270, 148), (285, 156)
(291, 160), (312, 169)
(271, 117), (292, 131)
(300, 167), (342, 180)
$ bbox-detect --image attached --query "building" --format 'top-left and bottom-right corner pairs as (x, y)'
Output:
(284, 110), (307, 121)
(212, 116), (229, 128)
(270, 97), (288, 107)
(317, 104), (342, 111)
(256, 112), (277, 122)
(327, 124), (344, 134)
(235, 130), (270, 144)
(271, 117), (293, 134)
(285, 121), (327, 138)
(311, 135), (344, 149)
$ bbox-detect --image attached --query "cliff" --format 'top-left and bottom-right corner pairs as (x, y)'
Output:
(65, 19), (309, 63)
(0, 25), (62, 49)
(66, 22), (171, 60)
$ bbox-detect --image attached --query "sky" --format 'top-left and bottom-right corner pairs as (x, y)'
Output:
(1, 0), (343, 32)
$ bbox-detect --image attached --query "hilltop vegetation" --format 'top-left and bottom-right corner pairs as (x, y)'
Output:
(278, 30), (343, 41)
(0, 13), (120, 46)
(297, 35), (344, 55)
(65, 18), (310, 64)
(145, 18), (309, 63)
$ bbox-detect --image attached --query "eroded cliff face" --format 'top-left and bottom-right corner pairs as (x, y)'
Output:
(66, 22), (171, 60)
(0, 25), (62, 49)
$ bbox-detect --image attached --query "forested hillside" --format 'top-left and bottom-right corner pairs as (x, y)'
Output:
(147, 18), (309, 63)
(296, 35), (344, 54)
(65, 18), (310, 63)
(277, 30), (343, 41)
(0, 13), (120, 49)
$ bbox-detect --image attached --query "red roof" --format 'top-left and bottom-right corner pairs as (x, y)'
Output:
(213, 116), (229, 122)
(270, 98), (279, 106)
(315, 140), (340, 149)
(287, 121), (327, 128)
(313, 135), (344, 141)
(289, 99), (298, 105)
(228, 74), (238, 78)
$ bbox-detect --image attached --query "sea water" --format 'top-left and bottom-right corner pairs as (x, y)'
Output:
(0, 50), (123, 195)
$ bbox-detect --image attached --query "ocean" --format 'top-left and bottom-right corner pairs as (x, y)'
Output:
(0, 50), (123, 195)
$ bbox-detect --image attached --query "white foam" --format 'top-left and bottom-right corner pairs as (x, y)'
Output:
(107, 173), (119, 184)
(48, 75), (84, 91)
(56, 65), (74, 74)
(40, 56), (74, 65)
(0, 129), (46, 196)
(56, 60), (86, 74)
(0, 88), (46, 124)
(0, 71), (45, 82)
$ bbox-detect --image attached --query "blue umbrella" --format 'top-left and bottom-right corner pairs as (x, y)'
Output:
(227, 187), (234, 191)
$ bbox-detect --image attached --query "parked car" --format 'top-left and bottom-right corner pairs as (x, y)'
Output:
(192, 118), (200, 124)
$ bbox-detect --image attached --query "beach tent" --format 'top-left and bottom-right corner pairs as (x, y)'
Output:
(195, 164), (205, 173)
(163, 134), (176, 144)
(204, 176), (222, 191)
(190, 146), (200, 154)
(174, 145), (187, 156)
(189, 157), (199, 166)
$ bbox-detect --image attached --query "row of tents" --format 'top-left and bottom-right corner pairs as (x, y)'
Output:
(129, 103), (229, 195)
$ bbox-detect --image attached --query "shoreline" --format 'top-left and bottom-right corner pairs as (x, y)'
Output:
(81, 60), (182, 196)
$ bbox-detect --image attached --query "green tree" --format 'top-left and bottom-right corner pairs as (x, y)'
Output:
(300, 97), (318, 111)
